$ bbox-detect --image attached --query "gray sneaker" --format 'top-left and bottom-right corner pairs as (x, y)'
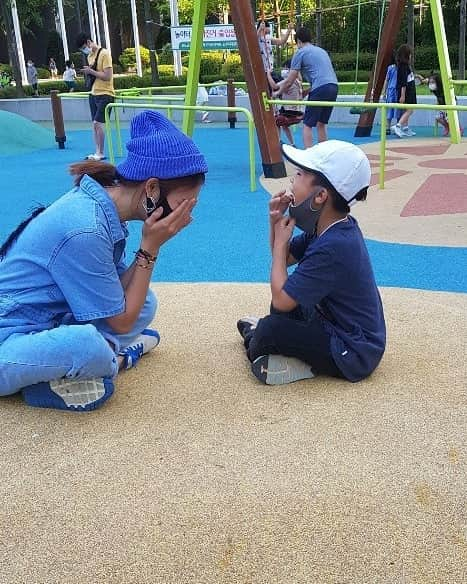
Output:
(251, 354), (316, 385)
(402, 127), (416, 136)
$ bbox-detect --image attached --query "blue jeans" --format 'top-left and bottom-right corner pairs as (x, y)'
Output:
(0, 291), (157, 396)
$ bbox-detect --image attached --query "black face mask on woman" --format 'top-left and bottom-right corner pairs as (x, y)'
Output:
(145, 196), (173, 219)
(288, 191), (322, 234)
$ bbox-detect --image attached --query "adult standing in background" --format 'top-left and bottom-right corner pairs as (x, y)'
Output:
(49, 57), (58, 80)
(26, 60), (39, 97)
(257, 20), (294, 73)
(278, 27), (338, 148)
(76, 31), (115, 161)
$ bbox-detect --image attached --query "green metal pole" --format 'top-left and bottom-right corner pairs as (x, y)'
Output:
(115, 104), (123, 157)
(105, 105), (115, 164)
(430, 0), (461, 143)
(379, 105), (387, 189)
(182, 0), (208, 136)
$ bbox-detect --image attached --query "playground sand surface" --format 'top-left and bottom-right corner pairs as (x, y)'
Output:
(0, 283), (466, 583)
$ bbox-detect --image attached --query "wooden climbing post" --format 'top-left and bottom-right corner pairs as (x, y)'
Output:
(229, 0), (286, 178)
(50, 90), (66, 149)
(354, 0), (405, 137)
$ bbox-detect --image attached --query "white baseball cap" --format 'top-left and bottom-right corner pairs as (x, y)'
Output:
(282, 140), (371, 206)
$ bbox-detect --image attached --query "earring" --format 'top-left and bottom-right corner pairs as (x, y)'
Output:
(143, 196), (157, 216)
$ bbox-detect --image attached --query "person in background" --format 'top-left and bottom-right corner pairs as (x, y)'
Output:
(381, 52), (398, 134)
(417, 72), (463, 137)
(0, 111), (208, 412)
(267, 61), (303, 147)
(393, 44), (417, 138)
(279, 27), (338, 148)
(26, 60), (39, 97)
(257, 20), (294, 74)
(63, 60), (77, 92)
(196, 85), (211, 123)
(49, 57), (58, 80)
(76, 31), (115, 161)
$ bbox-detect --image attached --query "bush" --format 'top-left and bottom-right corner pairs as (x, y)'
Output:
(335, 70), (371, 83)
(119, 47), (151, 71)
(330, 52), (375, 72)
(36, 68), (50, 79)
(0, 63), (13, 77)
(181, 51), (226, 77)
(158, 44), (174, 65)
(0, 86), (17, 98)
(69, 51), (86, 68)
(220, 54), (243, 80)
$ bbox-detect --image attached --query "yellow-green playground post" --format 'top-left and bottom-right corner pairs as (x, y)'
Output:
(430, 0), (461, 143)
(182, 0), (208, 137)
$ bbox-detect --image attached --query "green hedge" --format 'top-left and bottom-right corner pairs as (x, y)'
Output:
(330, 46), (460, 73)
(37, 67), (51, 79)
(0, 69), (189, 98)
(119, 46), (151, 71)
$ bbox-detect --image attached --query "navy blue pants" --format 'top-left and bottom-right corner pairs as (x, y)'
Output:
(244, 306), (345, 378)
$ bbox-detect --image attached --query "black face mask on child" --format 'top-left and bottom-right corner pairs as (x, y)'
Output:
(288, 191), (322, 234)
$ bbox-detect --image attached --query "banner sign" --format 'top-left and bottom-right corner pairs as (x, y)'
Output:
(170, 25), (238, 51)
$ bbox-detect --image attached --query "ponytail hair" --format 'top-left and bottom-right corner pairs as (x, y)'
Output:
(0, 205), (47, 260)
(69, 160), (126, 187)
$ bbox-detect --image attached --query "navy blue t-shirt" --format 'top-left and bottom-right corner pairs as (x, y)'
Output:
(284, 216), (386, 381)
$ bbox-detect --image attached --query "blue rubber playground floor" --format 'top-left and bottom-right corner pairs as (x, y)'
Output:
(1, 124), (466, 293)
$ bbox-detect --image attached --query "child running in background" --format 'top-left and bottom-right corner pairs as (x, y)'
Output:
(63, 60), (77, 92)
(267, 61), (304, 147)
(393, 44), (417, 138)
(382, 52), (398, 134)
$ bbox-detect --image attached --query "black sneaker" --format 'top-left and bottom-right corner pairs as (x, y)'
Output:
(236, 316), (260, 339)
(251, 354), (316, 385)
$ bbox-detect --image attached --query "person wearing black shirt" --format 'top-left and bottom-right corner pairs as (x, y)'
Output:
(393, 45), (417, 138)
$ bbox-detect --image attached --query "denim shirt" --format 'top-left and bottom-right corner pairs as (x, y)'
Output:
(0, 175), (127, 343)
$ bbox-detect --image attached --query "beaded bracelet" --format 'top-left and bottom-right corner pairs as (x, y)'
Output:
(134, 248), (157, 269)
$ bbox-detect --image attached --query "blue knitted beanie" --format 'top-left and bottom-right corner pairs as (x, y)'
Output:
(116, 110), (208, 180)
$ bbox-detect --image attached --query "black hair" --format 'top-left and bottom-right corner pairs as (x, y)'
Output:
(396, 44), (412, 66)
(65, 60), (73, 68)
(428, 72), (446, 105)
(296, 27), (312, 44)
(256, 20), (271, 30)
(0, 206), (47, 260)
(312, 171), (367, 214)
(76, 32), (91, 50)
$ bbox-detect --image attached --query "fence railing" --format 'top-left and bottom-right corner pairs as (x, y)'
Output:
(104, 102), (257, 191)
(266, 97), (466, 188)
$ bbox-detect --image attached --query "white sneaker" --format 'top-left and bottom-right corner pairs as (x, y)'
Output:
(119, 328), (160, 370)
(393, 124), (404, 138)
(85, 153), (105, 161)
(402, 127), (416, 136)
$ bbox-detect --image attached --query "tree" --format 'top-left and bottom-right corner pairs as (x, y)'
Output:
(460, 0), (466, 79)
(143, 0), (160, 85)
(0, 0), (25, 96)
